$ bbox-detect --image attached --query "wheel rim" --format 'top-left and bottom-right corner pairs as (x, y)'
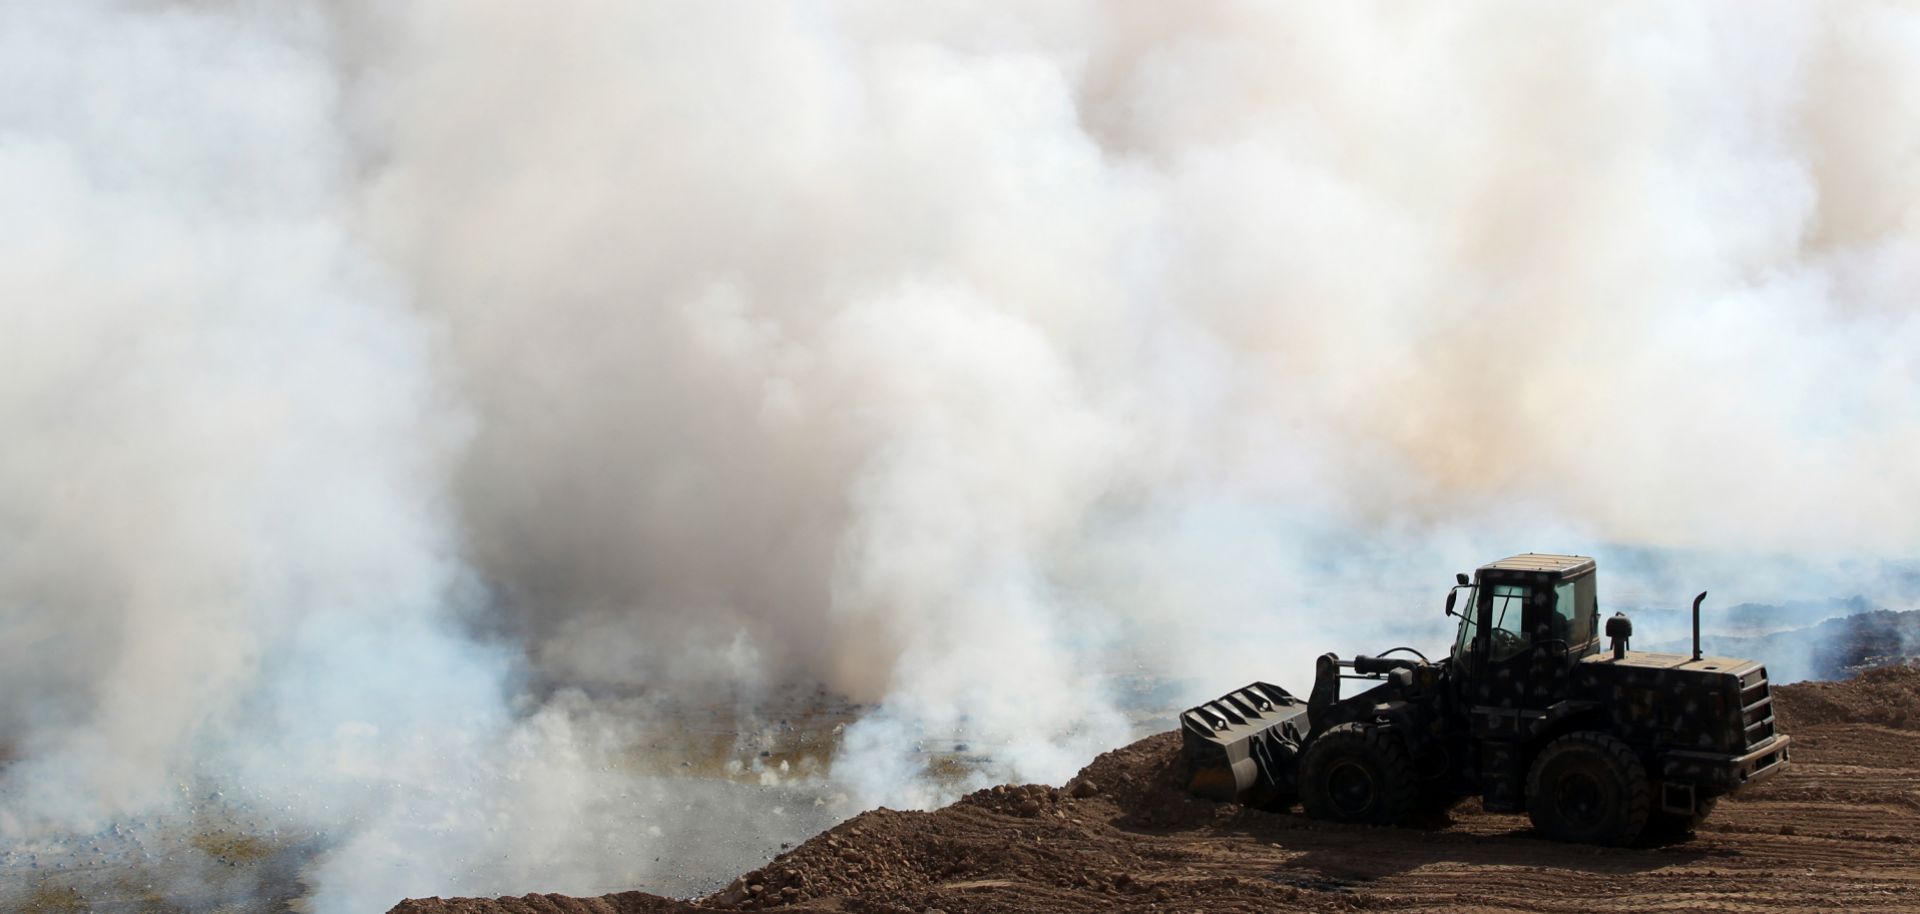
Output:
(1553, 770), (1606, 828)
(1327, 759), (1377, 817)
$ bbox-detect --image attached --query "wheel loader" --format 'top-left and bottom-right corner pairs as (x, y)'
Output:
(1181, 554), (1791, 845)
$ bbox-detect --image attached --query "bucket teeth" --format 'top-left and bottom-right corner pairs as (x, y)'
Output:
(1180, 682), (1310, 807)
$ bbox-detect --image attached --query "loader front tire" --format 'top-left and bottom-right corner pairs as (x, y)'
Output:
(1526, 731), (1649, 846)
(1299, 723), (1417, 826)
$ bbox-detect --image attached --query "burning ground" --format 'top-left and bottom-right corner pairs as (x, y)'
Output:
(387, 665), (1920, 914)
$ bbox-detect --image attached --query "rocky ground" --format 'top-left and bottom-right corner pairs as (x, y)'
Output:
(391, 664), (1920, 914)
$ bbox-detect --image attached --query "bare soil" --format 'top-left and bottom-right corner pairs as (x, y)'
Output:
(390, 665), (1920, 914)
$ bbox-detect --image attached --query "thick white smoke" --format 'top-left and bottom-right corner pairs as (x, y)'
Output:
(4, 1), (1920, 911)
(0, 0), (464, 820)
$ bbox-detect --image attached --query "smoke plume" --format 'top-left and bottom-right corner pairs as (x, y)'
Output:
(4, 1), (1919, 911)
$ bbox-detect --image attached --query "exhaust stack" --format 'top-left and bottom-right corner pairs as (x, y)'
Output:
(1692, 591), (1708, 662)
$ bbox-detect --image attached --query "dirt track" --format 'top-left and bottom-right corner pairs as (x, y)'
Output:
(391, 666), (1920, 914)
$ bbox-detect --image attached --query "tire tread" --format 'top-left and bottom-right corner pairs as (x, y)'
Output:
(1525, 730), (1650, 846)
(1300, 722), (1418, 826)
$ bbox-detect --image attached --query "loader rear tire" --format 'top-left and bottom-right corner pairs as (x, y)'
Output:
(1299, 723), (1417, 826)
(1526, 731), (1649, 846)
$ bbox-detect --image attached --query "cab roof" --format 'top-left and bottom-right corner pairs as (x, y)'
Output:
(1478, 553), (1596, 577)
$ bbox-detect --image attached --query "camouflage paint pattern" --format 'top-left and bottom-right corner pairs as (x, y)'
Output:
(1180, 554), (1790, 820)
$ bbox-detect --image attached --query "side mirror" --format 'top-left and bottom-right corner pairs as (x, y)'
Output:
(1456, 572), (1470, 587)
(1444, 589), (1458, 617)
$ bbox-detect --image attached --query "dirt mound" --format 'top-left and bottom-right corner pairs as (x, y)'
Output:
(704, 807), (952, 909)
(389, 893), (694, 914)
(696, 732), (1220, 910)
(692, 782), (1341, 914)
(701, 771), (1230, 912)
(1773, 662), (1920, 731)
(1059, 729), (1219, 827)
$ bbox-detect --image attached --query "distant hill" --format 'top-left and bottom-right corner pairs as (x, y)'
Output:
(1715, 596), (1881, 636)
(1625, 596), (1879, 638)
(1652, 608), (1920, 682)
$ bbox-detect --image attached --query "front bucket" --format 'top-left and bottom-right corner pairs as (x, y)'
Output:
(1180, 681), (1309, 808)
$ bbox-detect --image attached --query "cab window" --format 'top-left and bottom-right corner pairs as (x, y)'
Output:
(1488, 584), (1529, 661)
(1551, 575), (1598, 644)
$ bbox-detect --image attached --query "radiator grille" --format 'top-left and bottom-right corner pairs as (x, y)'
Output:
(1739, 666), (1777, 748)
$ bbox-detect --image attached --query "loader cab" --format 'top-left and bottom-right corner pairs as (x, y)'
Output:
(1447, 554), (1600, 700)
